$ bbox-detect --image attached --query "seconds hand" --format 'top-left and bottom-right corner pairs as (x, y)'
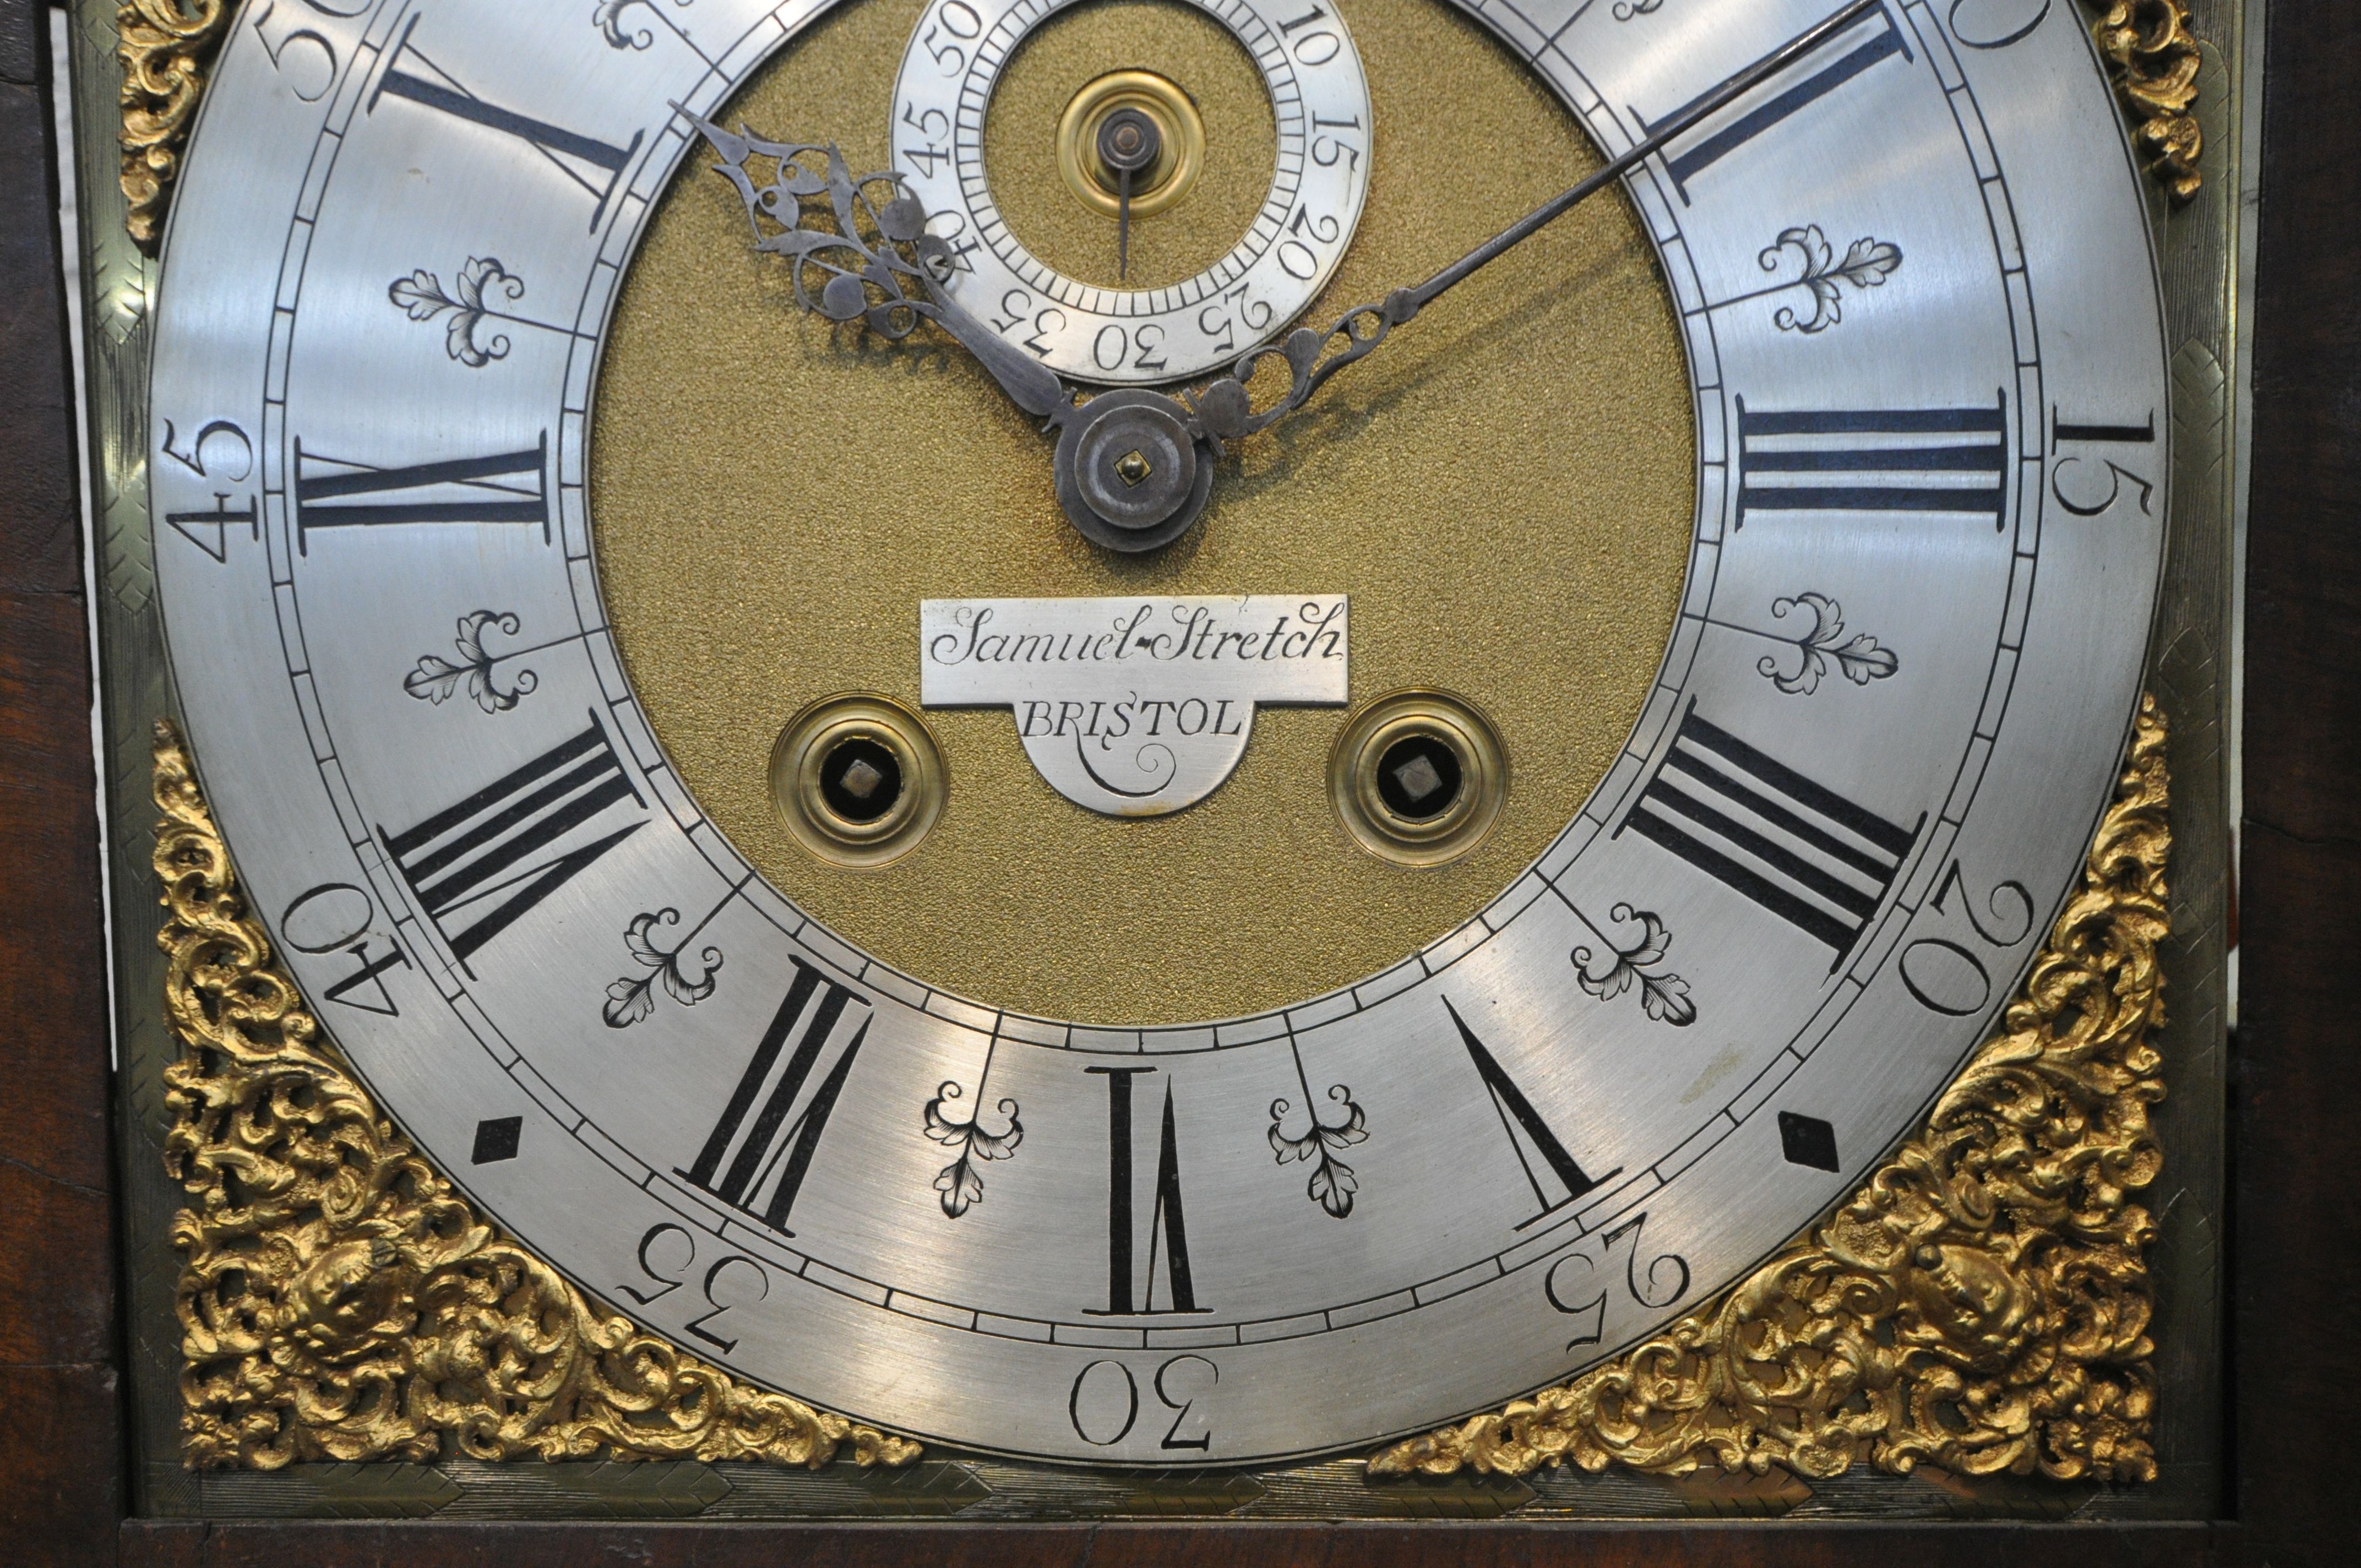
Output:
(1098, 107), (1162, 281)
(689, 0), (1893, 554)
(1188, 0), (1891, 442)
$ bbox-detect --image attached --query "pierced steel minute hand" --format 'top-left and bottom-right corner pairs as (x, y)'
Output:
(687, 111), (1071, 422)
(1179, 0), (1889, 448)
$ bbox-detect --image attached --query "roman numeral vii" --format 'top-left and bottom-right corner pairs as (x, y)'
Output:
(679, 959), (873, 1237)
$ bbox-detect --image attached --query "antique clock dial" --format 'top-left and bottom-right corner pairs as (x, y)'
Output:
(887, 0), (1374, 381)
(148, 0), (2167, 1469)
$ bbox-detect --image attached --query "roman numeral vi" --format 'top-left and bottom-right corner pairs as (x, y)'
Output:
(1085, 1066), (1204, 1315)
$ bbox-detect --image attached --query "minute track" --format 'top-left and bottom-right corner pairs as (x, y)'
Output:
(147, 0), (2168, 1465)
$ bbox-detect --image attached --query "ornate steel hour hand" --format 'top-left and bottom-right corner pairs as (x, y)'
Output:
(1179, 0), (1889, 448)
(693, 110), (1216, 553)
(687, 111), (1069, 422)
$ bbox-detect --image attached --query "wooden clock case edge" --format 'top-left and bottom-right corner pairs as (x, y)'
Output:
(1, 0), (2348, 1560)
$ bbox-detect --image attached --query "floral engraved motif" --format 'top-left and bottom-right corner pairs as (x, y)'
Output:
(153, 721), (916, 1469)
(390, 257), (529, 367)
(1572, 905), (1696, 1027)
(1757, 592), (1899, 695)
(603, 908), (723, 1028)
(1758, 225), (1902, 334)
(923, 1081), (1025, 1217)
(1270, 1084), (1369, 1218)
(596, 0), (694, 51)
(404, 609), (539, 712)
(1373, 696), (2169, 1485)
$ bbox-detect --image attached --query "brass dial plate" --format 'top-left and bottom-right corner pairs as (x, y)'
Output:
(594, 0), (1694, 1023)
(148, 0), (2172, 1472)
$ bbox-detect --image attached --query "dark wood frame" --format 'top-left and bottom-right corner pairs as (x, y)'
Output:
(3, 0), (2350, 1560)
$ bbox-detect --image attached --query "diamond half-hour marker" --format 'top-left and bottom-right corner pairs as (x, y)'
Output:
(472, 1115), (523, 1165)
(1776, 1110), (1840, 1172)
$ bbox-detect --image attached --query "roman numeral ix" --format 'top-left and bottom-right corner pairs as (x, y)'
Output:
(1622, 705), (1921, 962)
(379, 714), (645, 971)
(679, 960), (873, 1237)
(295, 434), (550, 552)
(1736, 398), (2009, 531)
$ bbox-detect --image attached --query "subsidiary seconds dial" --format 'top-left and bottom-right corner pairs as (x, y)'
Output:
(891, 0), (1374, 382)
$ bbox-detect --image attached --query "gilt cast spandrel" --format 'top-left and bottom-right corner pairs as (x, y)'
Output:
(155, 698), (2166, 1501)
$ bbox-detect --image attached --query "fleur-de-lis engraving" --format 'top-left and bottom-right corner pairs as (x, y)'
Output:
(923, 1081), (1024, 1217)
(1572, 904), (1696, 1026)
(595, 0), (693, 51)
(603, 908), (722, 1028)
(1269, 1083), (1369, 1218)
(389, 256), (529, 367)
(1756, 225), (1902, 334)
(1758, 592), (1899, 695)
(404, 609), (538, 713)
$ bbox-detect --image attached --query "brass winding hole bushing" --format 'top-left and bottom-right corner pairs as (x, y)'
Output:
(1328, 690), (1508, 868)
(1056, 69), (1206, 219)
(769, 695), (946, 868)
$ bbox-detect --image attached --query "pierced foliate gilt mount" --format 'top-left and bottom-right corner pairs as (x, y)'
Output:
(2093, 1), (2205, 204)
(1372, 697), (2168, 1486)
(154, 720), (920, 1471)
(156, 698), (2167, 1488)
(117, 1), (233, 253)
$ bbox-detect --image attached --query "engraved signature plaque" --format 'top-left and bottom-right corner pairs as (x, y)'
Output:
(920, 596), (1350, 813)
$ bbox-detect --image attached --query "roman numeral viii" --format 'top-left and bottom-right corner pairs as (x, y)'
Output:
(1649, 0), (1911, 197)
(1736, 398), (2008, 531)
(1085, 1066), (1204, 1316)
(371, 15), (644, 225)
(679, 960), (872, 1237)
(1444, 998), (1623, 1229)
(1622, 705), (1922, 961)
(379, 714), (645, 971)
(295, 434), (549, 552)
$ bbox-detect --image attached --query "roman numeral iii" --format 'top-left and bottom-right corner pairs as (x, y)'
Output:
(1736, 398), (2009, 531)
(680, 960), (873, 1237)
(1622, 705), (1921, 960)
(379, 714), (644, 971)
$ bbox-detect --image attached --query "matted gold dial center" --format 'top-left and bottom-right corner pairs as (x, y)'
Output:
(1057, 68), (1206, 217)
(595, 0), (1694, 1023)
